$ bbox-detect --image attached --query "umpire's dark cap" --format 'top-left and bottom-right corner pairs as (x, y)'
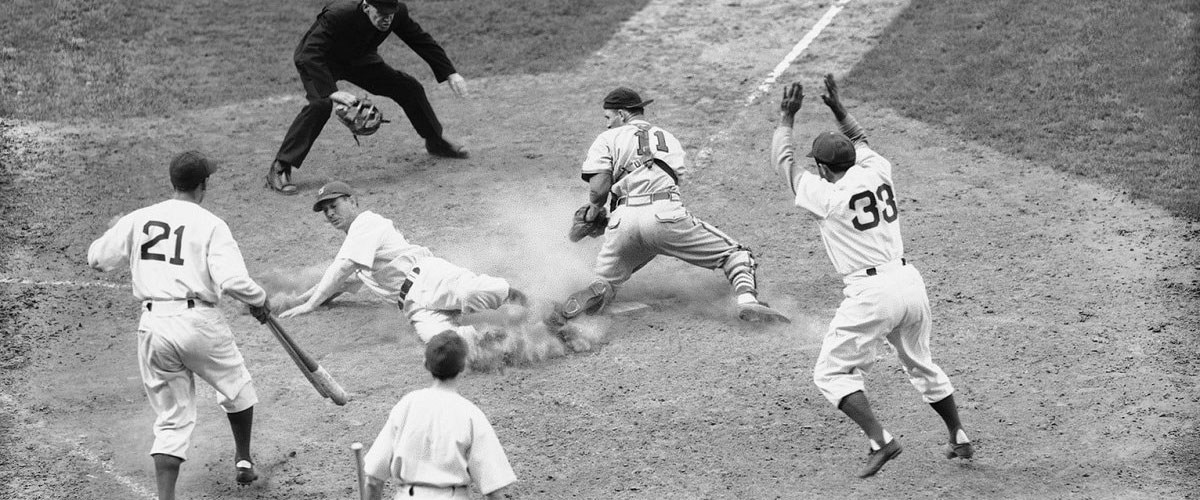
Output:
(807, 131), (856, 170)
(313, 181), (355, 212)
(169, 150), (219, 190)
(425, 331), (468, 379)
(603, 87), (654, 110)
(365, 0), (400, 12)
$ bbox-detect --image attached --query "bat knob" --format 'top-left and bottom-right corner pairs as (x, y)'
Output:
(351, 442), (364, 451)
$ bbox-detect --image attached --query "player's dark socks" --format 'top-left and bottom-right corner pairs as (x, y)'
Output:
(152, 453), (183, 500)
(838, 391), (886, 446)
(929, 394), (965, 442)
(227, 406), (254, 461)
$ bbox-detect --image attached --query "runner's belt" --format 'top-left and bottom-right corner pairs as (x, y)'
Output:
(864, 258), (906, 276)
(396, 267), (421, 305)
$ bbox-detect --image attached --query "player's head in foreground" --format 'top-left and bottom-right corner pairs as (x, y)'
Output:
(807, 131), (857, 182)
(169, 150), (218, 200)
(425, 331), (468, 381)
(602, 86), (654, 129)
(312, 180), (360, 232)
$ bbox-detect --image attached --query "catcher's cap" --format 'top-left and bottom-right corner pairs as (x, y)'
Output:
(312, 181), (354, 212)
(603, 87), (654, 110)
(425, 331), (467, 379)
(169, 150), (219, 190)
(364, 0), (399, 13)
(807, 131), (856, 170)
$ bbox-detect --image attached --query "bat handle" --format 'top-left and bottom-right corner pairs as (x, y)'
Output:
(351, 442), (366, 500)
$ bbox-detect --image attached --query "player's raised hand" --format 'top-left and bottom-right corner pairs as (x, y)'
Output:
(780, 82), (804, 117)
(820, 73), (847, 118)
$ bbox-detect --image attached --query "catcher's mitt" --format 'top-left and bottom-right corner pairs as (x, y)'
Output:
(568, 204), (608, 242)
(330, 91), (389, 141)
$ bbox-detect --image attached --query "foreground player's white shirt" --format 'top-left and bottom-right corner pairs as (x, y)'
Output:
(363, 385), (517, 494)
(582, 119), (686, 199)
(335, 210), (434, 300)
(772, 127), (904, 275)
(87, 199), (264, 304)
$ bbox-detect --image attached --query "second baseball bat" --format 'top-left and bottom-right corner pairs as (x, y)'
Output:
(352, 442), (366, 500)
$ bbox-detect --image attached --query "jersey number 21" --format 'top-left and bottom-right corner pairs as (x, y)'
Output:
(140, 221), (186, 265)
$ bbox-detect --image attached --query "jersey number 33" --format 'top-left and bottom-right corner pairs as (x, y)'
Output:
(849, 184), (898, 231)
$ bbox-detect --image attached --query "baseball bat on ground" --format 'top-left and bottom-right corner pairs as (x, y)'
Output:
(351, 442), (366, 500)
(264, 315), (349, 405)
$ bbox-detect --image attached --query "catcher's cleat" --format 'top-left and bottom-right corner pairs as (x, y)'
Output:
(235, 459), (258, 485)
(944, 440), (974, 459)
(265, 160), (297, 195)
(857, 439), (902, 478)
(426, 138), (470, 159)
(737, 301), (791, 323)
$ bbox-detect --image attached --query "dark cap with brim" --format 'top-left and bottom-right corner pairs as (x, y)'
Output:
(807, 131), (856, 169)
(425, 331), (468, 379)
(170, 150), (219, 190)
(365, 0), (400, 12)
(312, 181), (355, 212)
(603, 87), (654, 110)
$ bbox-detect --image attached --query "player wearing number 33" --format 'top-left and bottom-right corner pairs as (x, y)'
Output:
(87, 151), (273, 499)
(771, 75), (973, 478)
(544, 87), (790, 342)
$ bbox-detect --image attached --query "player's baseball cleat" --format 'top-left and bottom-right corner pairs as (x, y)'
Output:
(426, 138), (470, 159)
(857, 439), (902, 478)
(235, 459), (258, 485)
(265, 160), (298, 195)
(944, 440), (974, 459)
(737, 302), (791, 323)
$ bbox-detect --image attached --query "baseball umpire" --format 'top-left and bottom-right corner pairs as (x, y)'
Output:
(278, 181), (527, 370)
(772, 75), (973, 477)
(87, 151), (273, 499)
(268, 0), (471, 195)
(544, 86), (790, 342)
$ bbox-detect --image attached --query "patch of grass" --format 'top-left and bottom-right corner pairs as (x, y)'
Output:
(0, 0), (648, 121)
(849, 0), (1199, 219)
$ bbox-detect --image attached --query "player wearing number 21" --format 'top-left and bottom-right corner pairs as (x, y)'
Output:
(772, 75), (973, 478)
(87, 151), (273, 499)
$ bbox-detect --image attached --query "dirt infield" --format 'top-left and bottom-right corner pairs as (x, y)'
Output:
(2, 0), (1198, 499)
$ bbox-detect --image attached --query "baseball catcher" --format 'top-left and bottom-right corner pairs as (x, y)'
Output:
(330, 91), (389, 145)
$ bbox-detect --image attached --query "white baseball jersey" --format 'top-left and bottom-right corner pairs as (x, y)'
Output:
(336, 210), (434, 301)
(87, 199), (265, 305)
(772, 128), (903, 274)
(87, 197), (265, 459)
(363, 385), (517, 495)
(772, 125), (953, 406)
(582, 119), (685, 199)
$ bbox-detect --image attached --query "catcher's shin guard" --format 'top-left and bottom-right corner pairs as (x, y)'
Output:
(721, 249), (758, 296)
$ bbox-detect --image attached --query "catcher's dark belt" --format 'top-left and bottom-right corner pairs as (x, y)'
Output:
(396, 267), (421, 304)
(865, 258), (906, 276)
(616, 191), (680, 207)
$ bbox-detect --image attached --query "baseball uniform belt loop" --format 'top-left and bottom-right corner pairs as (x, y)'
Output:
(617, 191), (680, 207)
(864, 258), (907, 277)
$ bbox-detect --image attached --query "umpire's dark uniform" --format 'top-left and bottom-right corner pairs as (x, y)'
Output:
(276, 0), (460, 169)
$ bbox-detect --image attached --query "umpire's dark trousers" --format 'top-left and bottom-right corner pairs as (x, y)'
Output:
(276, 60), (443, 168)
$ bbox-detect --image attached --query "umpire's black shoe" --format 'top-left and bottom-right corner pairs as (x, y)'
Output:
(426, 138), (470, 159)
(857, 439), (902, 478)
(945, 440), (974, 459)
(235, 459), (258, 485)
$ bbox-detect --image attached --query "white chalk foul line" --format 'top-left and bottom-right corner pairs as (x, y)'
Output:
(695, 0), (850, 167)
(746, 0), (852, 106)
(0, 393), (156, 500)
(0, 277), (125, 289)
